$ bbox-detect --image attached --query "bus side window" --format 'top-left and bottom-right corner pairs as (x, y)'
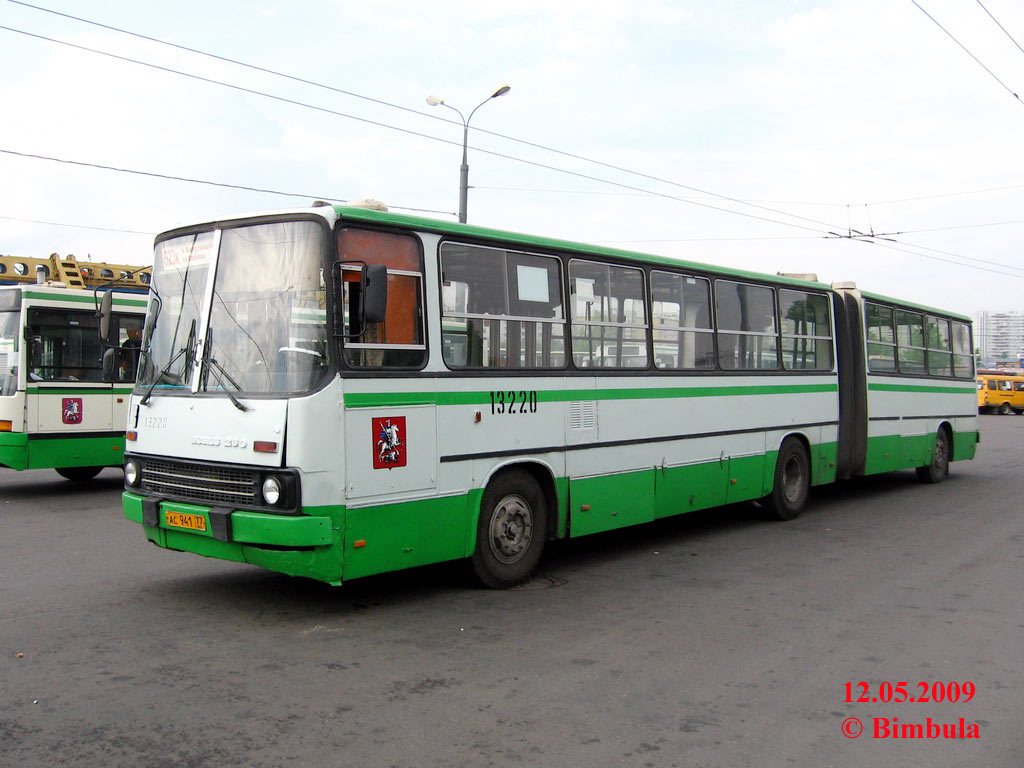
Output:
(895, 310), (926, 375)
(951, 321), (973, 378)
(864, 303), (897, 372)
(650, 271), (714, 370)
(715, 280), (778, 370)
(440, 243), (566, 369)
(925, 315), (952, 376)
(115, 314), (145, 382)
(779, 289), (833, 371)
(570, 260), (648, 369)
(26, 308), (104, 381)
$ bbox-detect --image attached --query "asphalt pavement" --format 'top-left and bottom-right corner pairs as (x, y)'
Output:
(2, 415), (1023, 767)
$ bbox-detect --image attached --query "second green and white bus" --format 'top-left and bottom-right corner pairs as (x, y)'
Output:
(121, 204), (978, 587)
(1, 254), (150, 480)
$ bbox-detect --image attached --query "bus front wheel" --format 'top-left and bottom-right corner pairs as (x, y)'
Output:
(56, 466), (104, 482)
(469, 470), (546, 589)
(764, 438), (810, 521)
(915, 428), (950, 484)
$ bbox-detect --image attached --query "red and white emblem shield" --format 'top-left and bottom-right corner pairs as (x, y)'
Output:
(62, 397), (83, 425)
(372, 416), (406, 469)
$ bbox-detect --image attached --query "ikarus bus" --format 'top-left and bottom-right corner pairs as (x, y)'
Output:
(121, 204), (979, 587)
(1, 253), (150, 480)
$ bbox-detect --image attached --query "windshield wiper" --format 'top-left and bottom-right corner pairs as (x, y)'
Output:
(204, 356), (249, 412)
(198, 327), (249, 412)
(139, 319), (195, 406)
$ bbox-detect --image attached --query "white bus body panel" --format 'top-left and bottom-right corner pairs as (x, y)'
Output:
(29, 385), (113, 432)
(0, 392), (26, 432)
(128, 394), (287, 468)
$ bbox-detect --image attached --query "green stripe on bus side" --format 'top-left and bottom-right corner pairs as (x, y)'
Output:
(344, 382), (839, 409)
(868, 383), (975, 395)
(21, 290), (148, 307)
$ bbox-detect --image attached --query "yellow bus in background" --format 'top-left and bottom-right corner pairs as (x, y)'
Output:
(977, 373), (1024, 415)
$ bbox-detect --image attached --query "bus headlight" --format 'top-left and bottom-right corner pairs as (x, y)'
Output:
(124, 458), (141, 487)
(262, 476), (283, 506)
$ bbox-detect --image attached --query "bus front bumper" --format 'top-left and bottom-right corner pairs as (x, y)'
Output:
(0, 431), (29, 470)
(123, 492), (343, 584)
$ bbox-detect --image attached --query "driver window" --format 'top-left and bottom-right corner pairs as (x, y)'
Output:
(338, 228), (426, 368)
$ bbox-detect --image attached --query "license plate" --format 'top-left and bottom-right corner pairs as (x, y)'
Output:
(164, 511), (208, 532)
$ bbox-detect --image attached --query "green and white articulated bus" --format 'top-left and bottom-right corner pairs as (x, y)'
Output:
(0, 254), (150, 481)
(121, 204), (978, 587)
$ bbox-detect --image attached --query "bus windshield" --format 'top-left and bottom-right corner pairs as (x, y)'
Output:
(0, 309), (18, 396)
(141, 220), (328, 396)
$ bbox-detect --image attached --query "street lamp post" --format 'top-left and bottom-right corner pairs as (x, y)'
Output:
(427, 85), (510, 224)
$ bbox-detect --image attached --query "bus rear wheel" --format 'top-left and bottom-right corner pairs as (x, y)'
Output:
(469, 470), (546, 589)
(764, 438), (810, 521)
(56, 466), (104, 482)
(998, 402), (1012, 416)
(915, 428), (950, 484)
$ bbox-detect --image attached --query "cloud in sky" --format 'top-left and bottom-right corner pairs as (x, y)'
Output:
(2, 0), (1023, 315)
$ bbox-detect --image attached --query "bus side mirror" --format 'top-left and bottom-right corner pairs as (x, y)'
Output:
(332, 261), (389, 339)
(97, 291), (113, 343)
(363, 264), (388, 324)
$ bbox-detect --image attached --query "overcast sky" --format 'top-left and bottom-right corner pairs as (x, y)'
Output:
(2, 0), (1023, 316)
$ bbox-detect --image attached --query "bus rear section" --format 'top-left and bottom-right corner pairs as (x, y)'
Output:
(833, 286), (979, 482)
(976, 373), (1024, 415)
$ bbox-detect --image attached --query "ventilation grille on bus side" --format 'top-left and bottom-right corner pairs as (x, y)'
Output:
(568, 400), (598, 431)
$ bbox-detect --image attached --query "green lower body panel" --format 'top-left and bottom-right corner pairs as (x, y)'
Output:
(654, 460), (730, 520)
(864, 434), (907, 475)
(122, 433), (966, 586)
(863, 430), (978, 476)
(572, 440), (839, 538)
(571, 450), (786, 538)
(727, 453), (774, 504)
(0, 432), (29, 470)
(953, 431), (979, 462)
(0, 432), (124, 471)
(814, 442), (840, 485)
(571, 469), (657, 537)
(343, 493), (476, 581)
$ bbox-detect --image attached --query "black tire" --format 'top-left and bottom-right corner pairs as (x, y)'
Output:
(55, 466), (104, 482)
(764, 438), (810, 521)
(998, 402), (1012, 416)
(915, 428), (950, 484)
(468, 470), (546, 589)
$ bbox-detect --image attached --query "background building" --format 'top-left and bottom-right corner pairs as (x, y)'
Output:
(974, 311), (1024, 368)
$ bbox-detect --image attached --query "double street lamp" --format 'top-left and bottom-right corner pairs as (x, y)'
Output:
(426, 85), (510, 223)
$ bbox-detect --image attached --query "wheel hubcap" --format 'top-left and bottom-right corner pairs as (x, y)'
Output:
(488, 494), (533, 564)
(782, 457), (804, 503)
